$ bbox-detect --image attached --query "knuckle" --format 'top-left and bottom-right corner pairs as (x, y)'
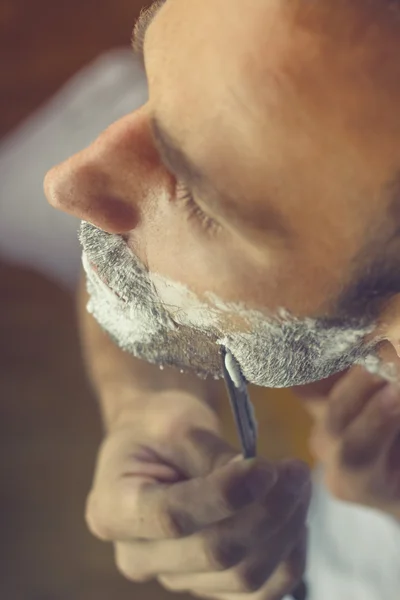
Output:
(330, 484), (352, 502)
(340, 438), (375, 469)
(159, 507), (193, 539)
(210, 481), (239, 515)
(281, 555), (306, 587)
(324, 470), (351, 501)
(327, 405), (346, 435)
(267, 559), (306, 599)
(85, 492), (114, 541)
(158, 575), (178, 591)
(235, 564), (267, 593)
(309, 428), (329, 462)
(204, 534), (246, 571)
(276, 574), (303, 599)
(324, 470), (362, 504)
(115, 551), (149, 583)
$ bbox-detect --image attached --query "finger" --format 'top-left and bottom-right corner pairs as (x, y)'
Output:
(293, 373), (345, 424)
(114, 470), (310, 579)
(327, 367), (386, 436)
(157, 494), (309, 595)
(90, 457), (277, 541)
(115, 536), (246, 583)
(191, 529), (307, 600)
(264, 528), (308, 600)
(384, 432), (400, 500)
(387, 431), (400, 472)
(259, 460), (311, 525)
(340, 384), (400, 469)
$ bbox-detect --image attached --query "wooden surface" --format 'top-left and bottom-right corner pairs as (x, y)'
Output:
(0, 1), (312, 598)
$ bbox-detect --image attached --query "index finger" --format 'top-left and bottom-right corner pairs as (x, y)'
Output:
(95, 458), (277, 541)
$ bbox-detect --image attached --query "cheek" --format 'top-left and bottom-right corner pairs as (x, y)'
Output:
(128, 211), (337, 327)
(127, 203), (277, 311)
(127, 184), (347, 322)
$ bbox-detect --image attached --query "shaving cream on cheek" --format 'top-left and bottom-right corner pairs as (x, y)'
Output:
(80, 221), (391, 387)
(149, 274), (222, 330)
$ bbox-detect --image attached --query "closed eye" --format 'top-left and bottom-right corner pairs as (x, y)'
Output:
(175, 181), (221, 235)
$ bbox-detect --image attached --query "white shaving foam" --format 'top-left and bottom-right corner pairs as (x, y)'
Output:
(79, 222), (395, 387)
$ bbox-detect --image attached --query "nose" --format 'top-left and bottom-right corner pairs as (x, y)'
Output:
(44, 107), (171, 234)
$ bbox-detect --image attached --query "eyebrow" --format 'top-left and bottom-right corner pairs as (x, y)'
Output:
(131, 1), (166, 62)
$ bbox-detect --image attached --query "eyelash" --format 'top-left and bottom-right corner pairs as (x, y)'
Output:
(175, 182), (220, 234)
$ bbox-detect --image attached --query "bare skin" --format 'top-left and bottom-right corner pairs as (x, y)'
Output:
(295, 367), (400, 519)
(46, 0), (400, 335)
(45, 1), (400, 598)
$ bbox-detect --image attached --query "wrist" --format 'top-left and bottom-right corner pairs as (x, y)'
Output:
(99, 384), (150, 431)
(100, 385), (221, 435)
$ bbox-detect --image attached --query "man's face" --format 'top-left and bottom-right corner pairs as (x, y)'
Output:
(45, 0), (400, 385)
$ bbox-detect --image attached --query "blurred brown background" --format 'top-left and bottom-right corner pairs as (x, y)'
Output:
(0, 1), (312, 599)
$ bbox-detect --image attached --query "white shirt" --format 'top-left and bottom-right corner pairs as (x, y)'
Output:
(303, 468), (400, 600)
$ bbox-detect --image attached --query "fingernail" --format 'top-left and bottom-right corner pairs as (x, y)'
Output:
(283, 461), (310, 494)
(379, 384), (400, 414)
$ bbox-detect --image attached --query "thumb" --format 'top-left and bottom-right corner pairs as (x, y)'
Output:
(174, 428), (245, 478)
(97, 454), (278, 541)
